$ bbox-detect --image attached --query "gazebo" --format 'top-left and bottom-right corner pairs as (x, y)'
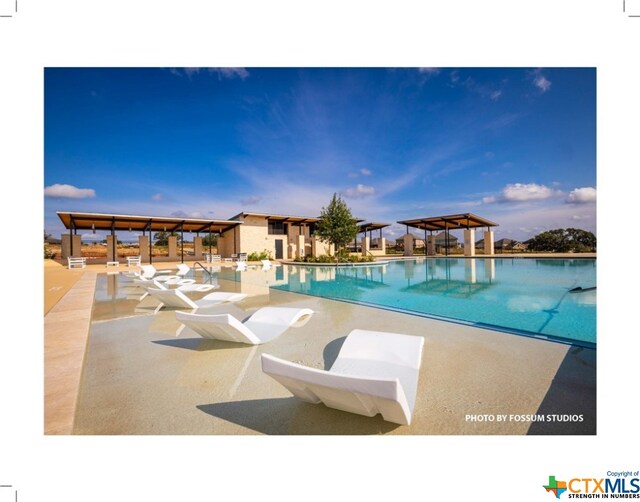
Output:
(357, 222), (390, 256)
(56, 211), (242, 263)
(397, 213), (498, 256)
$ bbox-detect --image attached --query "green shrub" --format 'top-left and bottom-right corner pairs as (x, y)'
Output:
(247, 249), (273, 261)
(292, 253), (375, 264)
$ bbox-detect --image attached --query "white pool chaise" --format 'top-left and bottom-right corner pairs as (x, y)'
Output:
(261, 329), (424, 425)
(140, 264), (173, 279)
(175, 307), (314, 345)
(135, 278), (215, 294)
(147, 288), (247, 310)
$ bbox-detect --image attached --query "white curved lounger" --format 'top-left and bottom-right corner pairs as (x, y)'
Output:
(135, 279), (215, 293)
(141, 264), (173, 278)
(261, 329), (424, 425)
(174, 283), (217, 292)
(147, 288), (247, 309)
(175, 307), (314, 345)
(176, 263), (191, 277)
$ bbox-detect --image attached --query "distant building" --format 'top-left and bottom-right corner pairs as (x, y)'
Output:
(434, 231), (459, 249)
(395, 234), (425, 249)
(475, 238), (526, 252)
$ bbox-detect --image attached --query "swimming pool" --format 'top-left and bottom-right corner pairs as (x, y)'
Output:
(220, 258), (596, 347)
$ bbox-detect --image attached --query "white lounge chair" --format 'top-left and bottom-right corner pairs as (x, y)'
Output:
(67, 257), (86, 269)
(235, 261), (248, 271)
(260, 259), (281, 269)
(140, 264), (172, 279)
(175, 306), (314, 345)
(147, 288), (246, 309)
(127, 256), (141, 267)
(261, 329), (425, 425)
(135, 278), (215, 294)
(176, 264), (191, 277)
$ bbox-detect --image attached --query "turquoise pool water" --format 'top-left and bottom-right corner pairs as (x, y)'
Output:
(221, 258), (596, 347)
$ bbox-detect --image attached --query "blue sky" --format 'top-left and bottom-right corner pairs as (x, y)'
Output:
(44, 67), (596, 242)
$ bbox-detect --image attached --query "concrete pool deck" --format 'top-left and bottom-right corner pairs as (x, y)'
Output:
(43, 257), (596, 435)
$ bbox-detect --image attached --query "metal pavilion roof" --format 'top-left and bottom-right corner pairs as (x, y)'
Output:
(397, 213), (498, 232)
(357, 222), (390, 233)
(56, 211), (243, 234)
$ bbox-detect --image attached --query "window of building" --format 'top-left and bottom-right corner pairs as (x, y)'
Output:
(268, 220), (288, 235)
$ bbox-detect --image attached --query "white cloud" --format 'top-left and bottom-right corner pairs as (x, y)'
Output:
(482, 183), (562, 204)
(348, 168), (373, 178)
(44, 183), (96, 199)
(168, 67), (250, 80)
(170, 210), (205, 219)
(215, 68), (250, 80)
(152, 193), (162, 201)
(80, 233), (102, 241)
(169, 68), (202, 78)
(240, 195), (261, 205)
(343, 184), (376, 199)
(566, 187), (597, 204)
(503, 183), (556, 201)
(531, 69), (552, 93)
(417, 68), (440, 81)
(183, 68), (201, 78)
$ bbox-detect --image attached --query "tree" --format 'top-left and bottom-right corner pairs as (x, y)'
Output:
(154, 231), (169, 246)
(202, 234), (218, 247)
(314, 193), (359, 262)
(153, 231), (182, 246)
(527, 228), (596, 253)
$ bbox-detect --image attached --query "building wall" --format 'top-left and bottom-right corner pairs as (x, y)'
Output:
(233, 216), (317, 259)
(61, 234), (82, 258)
(237, 215), (279, 258)
(286, 223), (312, 258)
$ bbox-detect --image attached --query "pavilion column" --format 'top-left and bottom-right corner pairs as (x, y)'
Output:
(483, 230), (495, 255)
(403, 234), (414, 256)
(61, 234), (82, 259)
(427, 235), (436, 256)
(194, 236), (203, 260)
(362, 236), (370, 257)
(168, 235), (178, 260)
(296, 234), (305, 259)
(217, 235), (227, 258)
(139, 235), (149, 262)
(464, 228), (476, 257)
(106, 234), (117, 262)
(379, 237), (386, 254)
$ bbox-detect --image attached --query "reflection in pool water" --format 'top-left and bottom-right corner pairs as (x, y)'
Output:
(218, 258), (596, 347)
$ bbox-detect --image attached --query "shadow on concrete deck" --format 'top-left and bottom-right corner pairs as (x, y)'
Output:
(528, 346), (596, 435)
(197, 397), (400, 435)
